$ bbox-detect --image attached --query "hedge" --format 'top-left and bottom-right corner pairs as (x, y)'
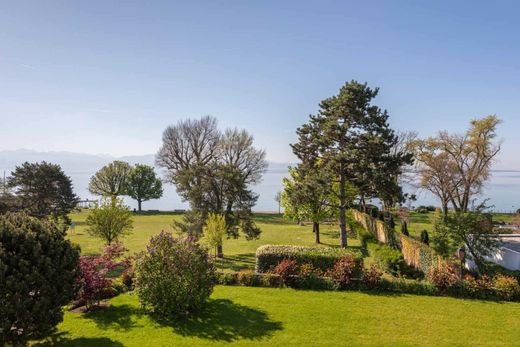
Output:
(255, 245), (363, 273)
(352, 209), (445, 274)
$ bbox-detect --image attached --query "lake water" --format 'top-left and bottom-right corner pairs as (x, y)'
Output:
(1, 150), (519, 213)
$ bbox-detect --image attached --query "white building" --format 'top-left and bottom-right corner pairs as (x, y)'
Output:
(484, 234), (520, 270)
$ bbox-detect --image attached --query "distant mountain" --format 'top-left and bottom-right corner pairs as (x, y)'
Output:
(2, 149), (518, 212)
(0, 149), (291, 212)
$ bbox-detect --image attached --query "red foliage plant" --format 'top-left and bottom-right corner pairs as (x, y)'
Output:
(271, 258), (298, 285)
(78, 241), (131, 309)
(327, 254), (359, 289)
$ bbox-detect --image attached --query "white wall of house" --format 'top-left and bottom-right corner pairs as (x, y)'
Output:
(481, 234), (520, 271)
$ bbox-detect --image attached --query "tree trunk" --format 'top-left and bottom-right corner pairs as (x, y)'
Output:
(442, 200), (449, 222)
(313, 221), (320, 244)
(217, 244), (224, 258)
(339, 163), (348, 248)
(138, 199), (142, 212)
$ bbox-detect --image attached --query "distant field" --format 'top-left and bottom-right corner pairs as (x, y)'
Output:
(68, 210), (360, 272)
(33, 286), (520, 346)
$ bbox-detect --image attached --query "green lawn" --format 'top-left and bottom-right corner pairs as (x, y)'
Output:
(398, 211), (515, 240)
(33, 286), (520, 346)
(68, 210), (361, 272)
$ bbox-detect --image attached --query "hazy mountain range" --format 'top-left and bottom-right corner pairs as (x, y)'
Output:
(1, 149), (519, 212)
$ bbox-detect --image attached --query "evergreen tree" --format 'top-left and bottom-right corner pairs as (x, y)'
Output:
(6, 161), (78, 224)
(291, 81), (409, 247)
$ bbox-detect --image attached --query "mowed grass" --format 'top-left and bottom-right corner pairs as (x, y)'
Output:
(33, 286), (520, 346)
(67, 210), (360, 271)
(401, 211), (515, 240)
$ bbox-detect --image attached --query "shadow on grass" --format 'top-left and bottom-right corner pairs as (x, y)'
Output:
(216, 253), (256, 272)
(153, 298), (283, 342)
(33, 332), (124, 347)
(253, 213), (291, 225)
(83, 304), (144, 331)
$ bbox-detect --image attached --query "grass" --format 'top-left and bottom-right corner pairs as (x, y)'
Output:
(67, 210), (361, 272)
(33, 286), (520, 346)
(398, 211), (515, 240)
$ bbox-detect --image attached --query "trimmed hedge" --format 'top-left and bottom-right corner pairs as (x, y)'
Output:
(255, 245), (363, 273)
(367, 242), (406, 275)
(352, 209), (445, 274)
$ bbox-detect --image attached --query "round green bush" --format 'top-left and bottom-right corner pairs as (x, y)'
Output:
(134, 232), (216, 317)
(0, 212), (80, 346)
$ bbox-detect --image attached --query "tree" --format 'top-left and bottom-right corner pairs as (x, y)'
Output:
(126, 164), (163, 212)
(416, 147), (458, 219)
(431, 206), (498, 271)
(6, 161), (78, 224)
(291, 81), (410, 248)
(274, 191), (282, 214)
(281, 165), (339, 244)
(416, 116), (501, 216)
(0, 212), (80, 346)
(156, 116), (267, 257)
(89, 160), (132, 202)
(202, 213), (227, 257)
(85, 198), (133, 244)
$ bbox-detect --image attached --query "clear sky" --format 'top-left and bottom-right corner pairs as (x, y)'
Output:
(1, 1), (520, 168)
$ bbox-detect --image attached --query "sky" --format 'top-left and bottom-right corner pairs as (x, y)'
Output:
(1, 1), (520, 168)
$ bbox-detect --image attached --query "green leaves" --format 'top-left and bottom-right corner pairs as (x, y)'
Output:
(126, 164), (163, 211)
(85, 198), (134, 245)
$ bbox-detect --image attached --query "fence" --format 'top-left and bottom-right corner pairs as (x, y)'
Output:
(351, 210), (444, 274)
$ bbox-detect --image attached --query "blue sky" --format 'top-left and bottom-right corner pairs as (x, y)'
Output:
(1, 1), (520, 167)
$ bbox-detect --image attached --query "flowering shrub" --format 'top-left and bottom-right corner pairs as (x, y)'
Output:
(362, 264), (383, 289)
(327, 254), (360, 289)
(493, 275), (520, 300)
(134, 232), (216, 317)
(428, 265), (459, 293)
(271, 258), (298, 285)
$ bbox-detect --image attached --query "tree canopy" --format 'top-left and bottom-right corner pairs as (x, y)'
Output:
(291, 81), (412, 247)
(89, 160), (132, 201)
(156, 116), (267, 257)
(5, 161), (78, 224)
(126, 164), (163, 211)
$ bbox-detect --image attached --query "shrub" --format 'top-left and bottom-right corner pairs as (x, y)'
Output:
(260, 273), (283, 288)
(463, 274), (494, 299)
(362, 264), (383, 289)
(420, 230), (429, 245)
(134, 232), (216, 317)
(428, 265), (459, 293)
(237, 269), (259, 286)
(401, 221), (409, 236)
(271, 258), (298, 285)
(78, 241), (131, 309)
(327, 254), (360, 290)
(256, 245), (363, 273)
(493, 275), (520, 301)
(356, 225), (376, 248)
(367, 242), (406, 275)
(0, 212), (80, 346)
(121, 268), (135, 290)
(217, 272), (239, 285)
(296, 263), (326, 289)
